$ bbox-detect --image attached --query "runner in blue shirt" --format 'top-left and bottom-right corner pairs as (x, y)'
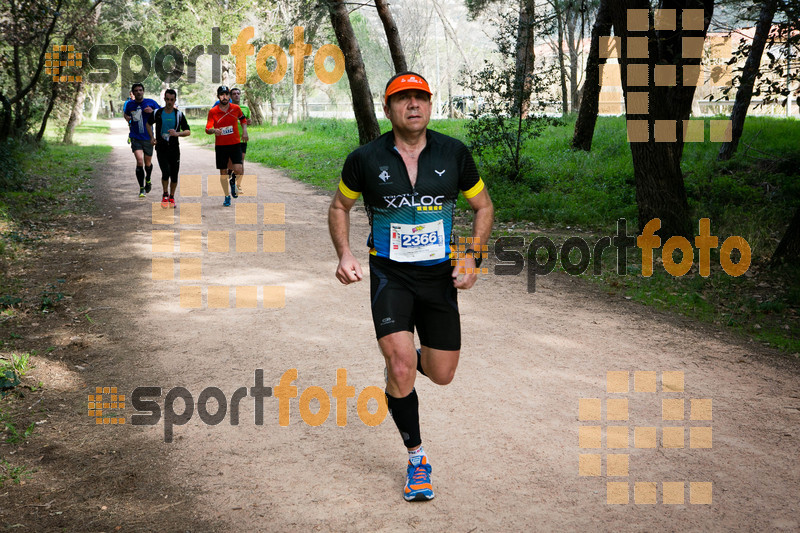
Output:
(123, 83), (160, 198)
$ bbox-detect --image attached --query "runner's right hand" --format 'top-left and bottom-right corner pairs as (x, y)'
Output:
(336, 253), (363, 285)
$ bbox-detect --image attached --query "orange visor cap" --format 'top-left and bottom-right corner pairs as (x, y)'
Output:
(384, 75), (433, 104)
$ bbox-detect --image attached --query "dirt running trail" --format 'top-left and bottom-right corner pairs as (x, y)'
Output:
(82, 120), (798, 531)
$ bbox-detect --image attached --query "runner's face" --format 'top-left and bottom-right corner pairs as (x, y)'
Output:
(164, 94), (176, 108)
(384, 89), (431, 135)
(231, 90), (241, 104)
(219, 92), (230, 105)
(132, 86), (144, 101)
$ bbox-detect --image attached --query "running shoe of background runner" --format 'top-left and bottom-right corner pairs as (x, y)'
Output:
(404, 455), (434, 501)
(145, 180), (152, 193)
(139, 187), (146, 198)
(161, 194), (169, 208)
(223, 195), (231, 207)
(169, 197), (176, 208)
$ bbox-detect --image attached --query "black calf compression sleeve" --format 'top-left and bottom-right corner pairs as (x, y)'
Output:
(135, 166), (145, 187)
(386, 388), (421, 449)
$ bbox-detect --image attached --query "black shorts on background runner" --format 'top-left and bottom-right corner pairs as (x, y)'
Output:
(240, 142), (247, 154)
(215, 144), (242, 169)
(369, 255), (460, 351)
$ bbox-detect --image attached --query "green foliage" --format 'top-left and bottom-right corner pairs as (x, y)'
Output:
(463, 7), (562, 186)
(2, 417), (36, 445)
(0, 353), (32, 379)
(0, 353), (31, 397)
(0, 459), (33, 486)
(39, 281), (66, 311)
(0, 140), (24, 192)
(0, 294), (22, 308)
(718, 0), (800, 109)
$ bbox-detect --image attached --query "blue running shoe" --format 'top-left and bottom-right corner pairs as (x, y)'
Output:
(223, 195), (231, 207)
(404, 455), (434, 501)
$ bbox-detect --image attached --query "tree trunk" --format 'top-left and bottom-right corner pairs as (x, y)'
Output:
(270, 93), (278, 126)
(431, 0), (473, 77)
(567, 9), (580, 112)
(375, 0), (408, 73)
(326, 0), (380, 144)
(555, 2), (569, 115)
(246, 92), (264, 126)
(513, 0), (536, 117)
(718, 0), (778, 161)
(36, 83), (59, 142)
(63, 82), (86, 144)
(572, 0), (611, 151)
(287, 83), (296, 124)
(608, 0), (714, 238)
(447, 57), (454, 118)
(89, 84), (106, 120)
(302, 82), (309, 120)
(0, 93), (11, 143)
(771, 206), (800, 265)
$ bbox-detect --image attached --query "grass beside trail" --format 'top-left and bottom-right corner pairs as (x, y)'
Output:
(1, 122), (111, 485)
(187, 115), (799, 355)
(41, 119), (111, 146)
(0, 127), (111, 314)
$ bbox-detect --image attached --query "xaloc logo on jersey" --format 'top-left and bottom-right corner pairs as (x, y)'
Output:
(383, 194), (444, 208)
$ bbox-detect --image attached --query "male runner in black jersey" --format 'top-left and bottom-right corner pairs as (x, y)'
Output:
(328, 72), (494, 501)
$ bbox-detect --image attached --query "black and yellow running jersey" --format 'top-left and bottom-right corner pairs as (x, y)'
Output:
(338, 129), (484, 266)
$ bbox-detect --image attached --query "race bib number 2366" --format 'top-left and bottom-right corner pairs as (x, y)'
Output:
(390, 220), (446, 262)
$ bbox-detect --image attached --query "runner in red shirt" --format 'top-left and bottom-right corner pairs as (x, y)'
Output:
(206, 86), (248, 206)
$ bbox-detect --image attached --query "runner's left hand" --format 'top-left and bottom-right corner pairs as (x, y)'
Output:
(452, 256), (479, 290)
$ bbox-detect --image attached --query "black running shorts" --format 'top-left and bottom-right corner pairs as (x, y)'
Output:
(131, 138), (153, 156)
(215, 144), (242, 169)
(240, 142), (247, 154)
(369, 255), (460, 351)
